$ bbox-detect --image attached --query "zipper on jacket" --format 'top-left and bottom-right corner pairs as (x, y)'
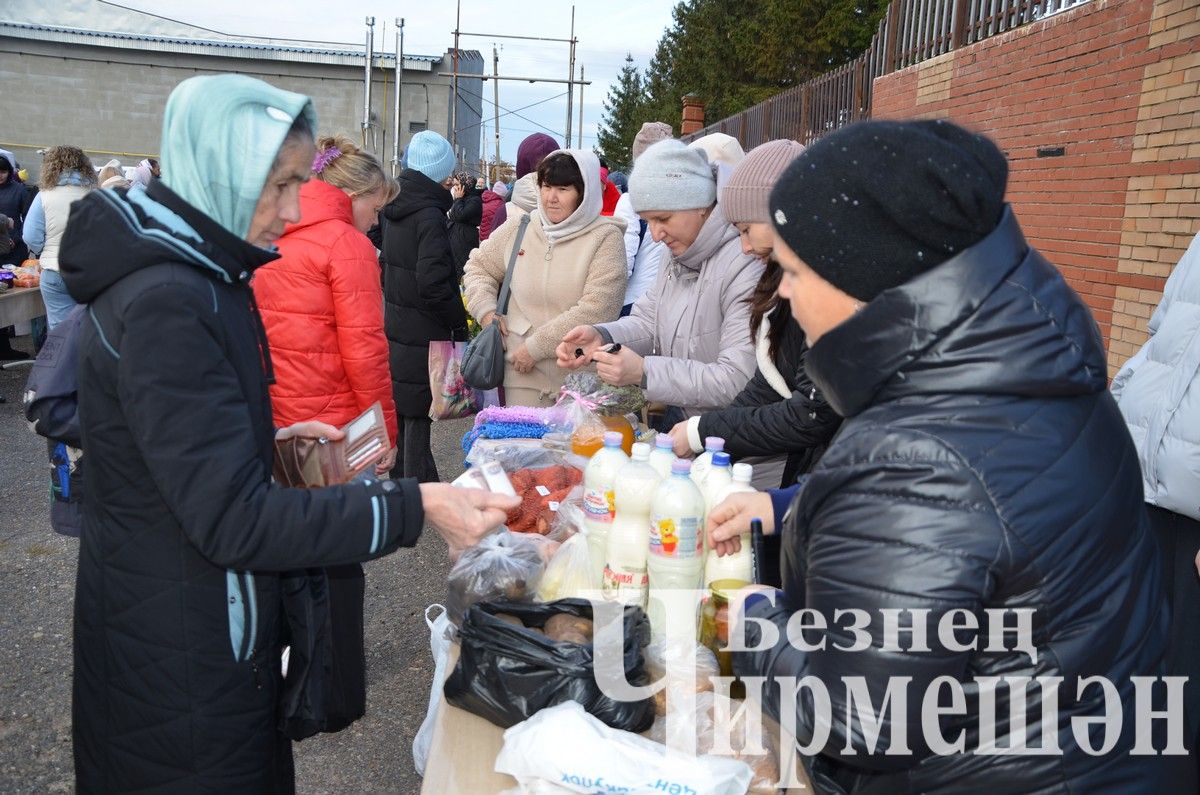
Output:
(244, 279), (277, 385)
(225, 570), (258, 663)
(242, 571), (258, 662)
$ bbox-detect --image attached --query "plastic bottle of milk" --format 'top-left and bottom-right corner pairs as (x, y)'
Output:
(689, 436), (725, 491)
(697, 452), (733, 560)
(648, 434), (676, 480)
(704, 462), (757, 587)
(602, 443), (662, 607)
(583, 431), (630, 585)
(647, 458), (707, 641)
(702, 452), (734, 513)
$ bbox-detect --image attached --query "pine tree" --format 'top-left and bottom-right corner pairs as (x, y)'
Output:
(643, 0), (890, 128)
(596, 54), (648, 173)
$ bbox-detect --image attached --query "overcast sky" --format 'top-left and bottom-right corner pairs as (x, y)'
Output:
(114, 0), (678, 163)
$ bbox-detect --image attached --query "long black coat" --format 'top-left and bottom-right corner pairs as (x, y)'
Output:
(697, 307), (840, 487)
(60, 182), (425, 794)
(735, 209), (1185, 792)
(381, 169), (468, 417)
(447, 192), (482, 277)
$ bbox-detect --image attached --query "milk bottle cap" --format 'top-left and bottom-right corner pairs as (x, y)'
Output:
(732, 463), (754, 482)
(704, 437), (725, 452)
(654, 434), (674, 450)
(603, 431), (624, 448)
(630, 442), (651, 461)
(671, 458), (692, 476)
(712, 452), (731, 467)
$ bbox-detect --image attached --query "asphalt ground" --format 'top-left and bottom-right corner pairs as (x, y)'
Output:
(0, 334), (473, 794)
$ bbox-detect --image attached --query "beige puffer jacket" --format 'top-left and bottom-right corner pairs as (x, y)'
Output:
(464, 152), (627, 406)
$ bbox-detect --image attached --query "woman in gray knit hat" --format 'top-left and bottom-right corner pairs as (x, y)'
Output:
(555, 138), (763, 432)
(664, 139), (842, 495)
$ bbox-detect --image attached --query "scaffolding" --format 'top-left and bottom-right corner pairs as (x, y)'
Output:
(441, 1), (591, 177)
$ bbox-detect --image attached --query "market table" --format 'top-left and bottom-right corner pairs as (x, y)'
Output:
(0, 286), (45, 328)
(419, 644), (813, 793)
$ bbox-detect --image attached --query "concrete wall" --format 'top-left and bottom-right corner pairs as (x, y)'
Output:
(0, 35), (483, 180)
(872, 0), (1200, 375)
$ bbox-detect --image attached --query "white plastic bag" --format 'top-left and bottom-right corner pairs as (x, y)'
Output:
(494, 701), (753, 795)
(536, 532), (596, 601)
(412, 604), (453, 776)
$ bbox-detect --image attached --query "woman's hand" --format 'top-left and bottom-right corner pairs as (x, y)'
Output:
(275, 420), (345, 442)
(480, 312), (509, 337)
(555, 325), (602, 369)
(707, 491), (775, 558)
(450, 184), (464, 200)
(375, 446), (397, 476)
(592, 346), (644, 387)
(419, 482), (520, 559)
(507, 344), (536, 374)
(668, 421), (695, 458)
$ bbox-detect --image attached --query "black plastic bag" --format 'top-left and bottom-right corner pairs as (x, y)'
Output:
(444, 598), (655, 732)
(277, 566), (367, 741)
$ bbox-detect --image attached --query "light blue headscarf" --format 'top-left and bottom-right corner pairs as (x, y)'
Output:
(160, 74), (317, 240)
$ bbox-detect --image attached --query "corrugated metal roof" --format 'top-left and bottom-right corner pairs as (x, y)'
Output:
(0, 21), (449, 70)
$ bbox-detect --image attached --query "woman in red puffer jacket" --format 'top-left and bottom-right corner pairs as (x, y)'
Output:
(254, 135), (399, 468)
(252, 135), (400, 733)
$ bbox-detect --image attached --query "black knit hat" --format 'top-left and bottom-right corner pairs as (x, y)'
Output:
(769, 119), (1008, 302)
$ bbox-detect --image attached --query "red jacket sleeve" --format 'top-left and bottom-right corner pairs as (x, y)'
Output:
(328, 229), (399, 444)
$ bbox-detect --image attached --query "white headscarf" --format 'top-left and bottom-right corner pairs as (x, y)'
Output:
(536, 149), (603, 243)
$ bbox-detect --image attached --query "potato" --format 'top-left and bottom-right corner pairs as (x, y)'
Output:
(544, 614), (594, 644)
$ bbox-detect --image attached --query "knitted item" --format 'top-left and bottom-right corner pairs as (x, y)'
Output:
(632, 122), (673, 163)
(769, 119), (1007, 303)
(405, 130), (456, 184)
(473, 405), (552, 428)
(721, 139), (806, 225)
(629, 139), (716, 214)
(462, 421), (550, 454)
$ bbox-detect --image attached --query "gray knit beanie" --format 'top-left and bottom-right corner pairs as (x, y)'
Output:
(721, 139), (806, 224)
(631, 122), (673, 163)
(629, 139), (717, 213)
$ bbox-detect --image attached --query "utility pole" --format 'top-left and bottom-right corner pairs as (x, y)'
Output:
(392, 18), (405, 177)
(362, 16), (375, 152)
(564, 6), (576, 147)
(451, 0), (461, 156)
(577, 65), (584, 149)
(493, 45), (501, 183)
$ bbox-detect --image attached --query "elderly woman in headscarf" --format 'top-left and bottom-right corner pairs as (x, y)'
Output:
(463, 149), (628, 406)
(57, 74), (516, 793)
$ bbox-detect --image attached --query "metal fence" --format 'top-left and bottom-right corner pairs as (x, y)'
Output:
(684, 0), (1090, 147)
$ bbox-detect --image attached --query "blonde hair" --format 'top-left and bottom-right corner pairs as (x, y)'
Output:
(97, 159), (123, 184)
(313, 135), (398, 203)
(40, 146), (98, 190)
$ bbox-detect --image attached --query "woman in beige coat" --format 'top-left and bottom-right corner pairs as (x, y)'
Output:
(464, 149), (627, 406)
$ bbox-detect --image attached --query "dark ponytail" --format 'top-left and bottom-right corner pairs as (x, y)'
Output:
(748, 260), (787, 360)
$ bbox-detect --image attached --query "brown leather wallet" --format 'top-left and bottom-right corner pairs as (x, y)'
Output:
(272, 402), (391, 488)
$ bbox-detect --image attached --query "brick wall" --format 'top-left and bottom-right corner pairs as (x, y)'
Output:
(872, 0), (1200, 375)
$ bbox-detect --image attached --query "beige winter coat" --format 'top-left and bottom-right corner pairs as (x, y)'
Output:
(463, 209), (627, 406)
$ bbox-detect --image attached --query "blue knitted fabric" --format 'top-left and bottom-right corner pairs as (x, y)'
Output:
(461, 422), (549, 455)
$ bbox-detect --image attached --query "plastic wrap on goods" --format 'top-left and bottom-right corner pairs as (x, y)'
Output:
(444, 598), (655, 732)
(445, 531), (545, 625)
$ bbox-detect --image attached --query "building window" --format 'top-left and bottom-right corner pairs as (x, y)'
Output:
(409, 121), (427, 133)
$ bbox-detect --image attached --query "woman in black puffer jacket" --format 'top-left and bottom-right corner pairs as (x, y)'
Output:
(710, 120), (1188, 794)
(380, 131), (468, 481)
(447, 172), (482, 278)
